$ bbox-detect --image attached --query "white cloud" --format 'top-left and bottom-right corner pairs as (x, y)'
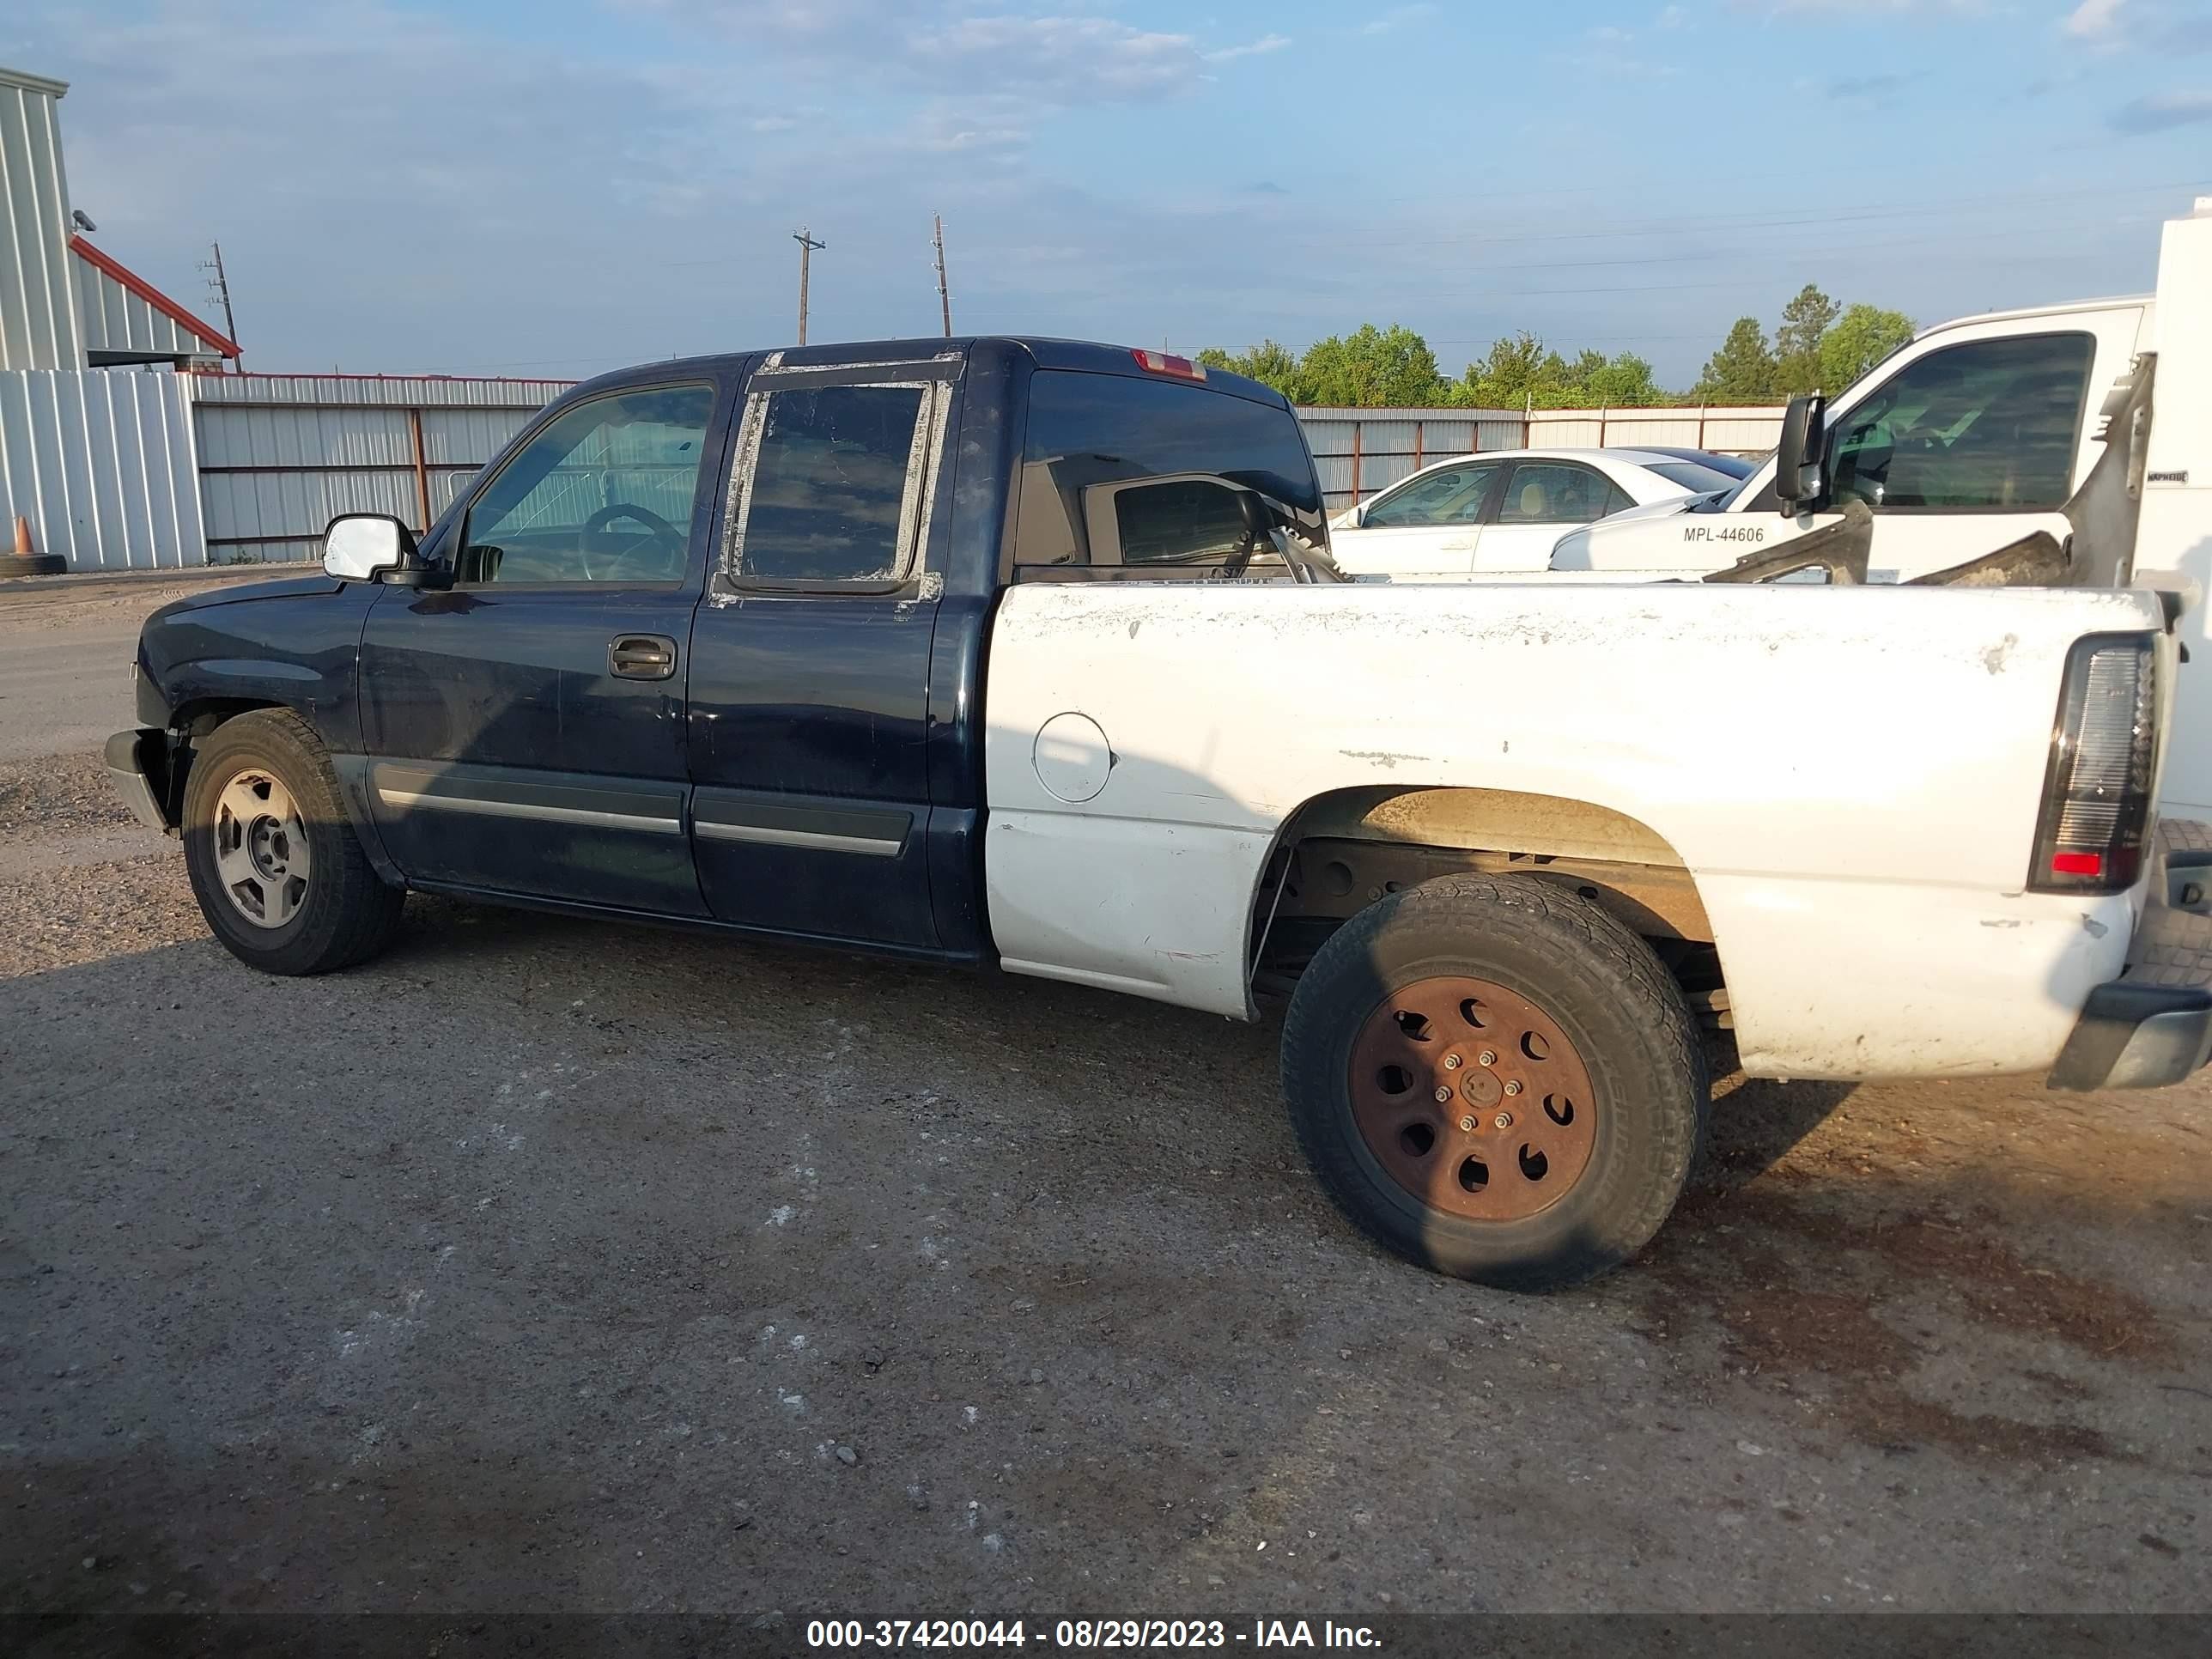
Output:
(908, 15), (1201, 99)
(1361, 4), (1437, 35)
(1205, 33), (1291, 63)
(1656, 4), (1686, 25)
(2064, 0), (2127, 36)
(629, 3), (1249, 104)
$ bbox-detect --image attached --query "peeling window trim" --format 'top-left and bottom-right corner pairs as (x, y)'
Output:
(717, 377), (951, 597)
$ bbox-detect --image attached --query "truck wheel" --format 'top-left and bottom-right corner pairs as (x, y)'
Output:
(1279, 873), (1707, 1292)
(181, 709), (404, 975)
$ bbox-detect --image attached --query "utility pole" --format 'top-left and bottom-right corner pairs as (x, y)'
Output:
(792, 226), (826, 345)
(932, 214), (951, 337)
(200, 240), (240, 368)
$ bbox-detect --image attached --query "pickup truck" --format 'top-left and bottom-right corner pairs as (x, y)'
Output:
(107, 336), (2212, 1292)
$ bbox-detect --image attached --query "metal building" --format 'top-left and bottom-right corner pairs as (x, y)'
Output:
(2, 62), (241, 571)
(0, 64), (78, 372)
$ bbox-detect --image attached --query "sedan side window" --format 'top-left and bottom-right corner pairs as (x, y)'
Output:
(1360, 463), (1498, 528)
(1828, 332), (2094, 511)
(1497, 464), (1612, 526)
(455, 386), (715, 585)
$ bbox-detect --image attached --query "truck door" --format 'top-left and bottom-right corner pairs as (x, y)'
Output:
(684, 356), (957, 951)
(356, 374), (736, 914)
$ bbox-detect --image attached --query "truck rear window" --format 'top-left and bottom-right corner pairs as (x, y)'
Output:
(1015, 370), (1322, 568)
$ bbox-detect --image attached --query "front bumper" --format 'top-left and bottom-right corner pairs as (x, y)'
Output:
(105, 728), (176, 835)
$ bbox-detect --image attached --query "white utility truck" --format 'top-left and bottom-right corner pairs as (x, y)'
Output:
(1547, 197), (2212, 817)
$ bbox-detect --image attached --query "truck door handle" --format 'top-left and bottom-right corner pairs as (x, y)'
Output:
(609, 634), (678, 680)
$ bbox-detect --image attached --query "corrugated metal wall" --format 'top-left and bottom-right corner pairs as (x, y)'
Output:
(161, 371), (1791, 563)
(1297, 404), (1786, 508)
(76, 257), (216, 362)
(1298, 407), (1524, 508)
(188, 374), (570, 562)
(0, 67), (82, 371)
(0, 368), (204, 568)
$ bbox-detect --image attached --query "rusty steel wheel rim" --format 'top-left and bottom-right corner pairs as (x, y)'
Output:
(1347, 975), (1597, 1222)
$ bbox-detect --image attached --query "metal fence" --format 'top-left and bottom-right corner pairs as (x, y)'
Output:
(1299, 404), (1786, 511)
(0, 368), (205, 569)
(3, 366), (1794, 572)
(186, 373), (574, 564)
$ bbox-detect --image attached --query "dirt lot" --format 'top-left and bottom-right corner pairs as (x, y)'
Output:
(2, 579), (2209, 1624)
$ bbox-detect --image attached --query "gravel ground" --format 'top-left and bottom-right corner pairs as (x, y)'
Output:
(2, 583), (2209, 1627)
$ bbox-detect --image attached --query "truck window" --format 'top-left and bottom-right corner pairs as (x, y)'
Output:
(1015, 370), (1322, 570)
(1363, 463), (1498, 528)
(1111, 478), (1253, 566)
(730, 383), (931, 584)
(1827, 332), (2094, 512)
(453, 385), (714, 585)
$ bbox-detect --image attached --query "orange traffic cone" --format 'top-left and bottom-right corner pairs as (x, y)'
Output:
(3, 514), (66, 577)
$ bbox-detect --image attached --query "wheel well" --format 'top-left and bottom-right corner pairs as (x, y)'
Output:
(158, 698), (285, 820)
(1249, 785), (1729, 1029)
(171, 696), (283, 739)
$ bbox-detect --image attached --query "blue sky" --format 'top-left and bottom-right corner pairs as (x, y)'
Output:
(8, 0), (2209, 387)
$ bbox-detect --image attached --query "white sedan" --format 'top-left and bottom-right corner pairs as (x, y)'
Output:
(1328, 447), (1741, 579)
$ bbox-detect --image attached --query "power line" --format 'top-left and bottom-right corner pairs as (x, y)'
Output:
(1349, 178), (2210, 254)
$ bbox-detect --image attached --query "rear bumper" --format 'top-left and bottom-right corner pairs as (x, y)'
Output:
(2048, 855), (2212, 1090)
(2047, 980), (2212, 1091)
(104, 728), (176, 835)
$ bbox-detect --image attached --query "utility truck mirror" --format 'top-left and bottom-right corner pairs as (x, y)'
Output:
(1774, 394), (1827, 514)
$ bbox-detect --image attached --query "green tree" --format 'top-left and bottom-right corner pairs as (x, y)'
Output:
(1450, 333), (1672, 409)
(1295, 323), (1449, 407)
(1772, 283), (1839, 396)
(1566, 349), (1669, 408)
(1816, 303), (1915, 392)
(1693, 317), (1780, 404)
(1195, 339), (1305, 401)
(1451, 332), (1553, 407)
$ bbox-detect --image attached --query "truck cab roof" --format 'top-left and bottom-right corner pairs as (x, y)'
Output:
(561, 336), (1295, 411)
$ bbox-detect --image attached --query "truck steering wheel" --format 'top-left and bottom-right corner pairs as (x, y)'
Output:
(580, 503), (687, 581)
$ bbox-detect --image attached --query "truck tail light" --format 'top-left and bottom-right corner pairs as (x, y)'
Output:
(1132, 349), (1206, 381)
(2030, 633), (2159, 895)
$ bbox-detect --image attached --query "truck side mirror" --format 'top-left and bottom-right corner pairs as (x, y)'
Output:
(323, 514), (417, 581)
(1773, 394), (1826, 515)
(1234, 489), (1273, 543)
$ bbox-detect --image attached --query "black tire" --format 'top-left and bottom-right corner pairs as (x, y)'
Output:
(181, 709), (404, 975)
(1280, 873), (1707, 1292)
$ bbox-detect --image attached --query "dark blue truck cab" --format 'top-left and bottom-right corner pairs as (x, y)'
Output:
(112, 337), (1328, 972)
